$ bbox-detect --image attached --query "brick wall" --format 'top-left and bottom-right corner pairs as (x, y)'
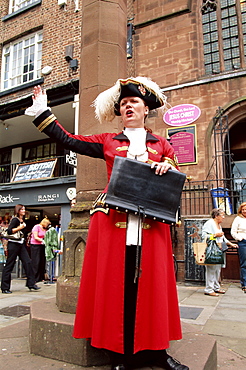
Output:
(0, 0), (82, 103)
(131, 0), (246, 181)
(129, 0), (246, 281)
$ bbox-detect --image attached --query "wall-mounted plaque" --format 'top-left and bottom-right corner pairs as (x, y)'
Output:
(167, 125), (197, 165)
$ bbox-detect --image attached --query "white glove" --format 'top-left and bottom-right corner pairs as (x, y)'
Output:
(25, 86), (50, 117)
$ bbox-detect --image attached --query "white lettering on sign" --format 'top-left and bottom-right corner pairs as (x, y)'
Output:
(37, 194), (60, 202)
(66, 151), (77, 167)
(11, 159), (57, 182)
(163, 104), (201, 127)
(0, 194), (20, 204)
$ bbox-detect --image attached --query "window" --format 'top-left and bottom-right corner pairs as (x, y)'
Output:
(23, 142), (56, 161)
(201, 0), (246, 75)
(9, 0), (38, 14)
(1, 31), (42, 90)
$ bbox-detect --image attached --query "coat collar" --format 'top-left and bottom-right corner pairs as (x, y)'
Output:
(113, 131), (159, 142)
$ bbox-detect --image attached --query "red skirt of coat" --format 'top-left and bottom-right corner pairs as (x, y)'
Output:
(73, 209), (182, 354)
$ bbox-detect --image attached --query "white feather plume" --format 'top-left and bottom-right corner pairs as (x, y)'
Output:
(92, 80), (121, 123)
(92, 76), (167, 123)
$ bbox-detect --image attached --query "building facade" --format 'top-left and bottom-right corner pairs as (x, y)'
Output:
(0, 0), (82, 236)
(1, 0), (246, 282)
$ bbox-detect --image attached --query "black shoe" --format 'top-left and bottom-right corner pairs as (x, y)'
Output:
(156, 355), (189, 370)
(2, 289), (12, 294)
(111, 365), (127, 370)
(28, 285), (41, 291)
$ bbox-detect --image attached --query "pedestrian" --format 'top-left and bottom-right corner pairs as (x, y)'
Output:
(1, 204), (40, 293)
(25, 77), (188, 370)
(43, 224), (59, 282)
(30, 218), (50, 282)
(202, 208), (237, 297)
(231, 202), (246, 293)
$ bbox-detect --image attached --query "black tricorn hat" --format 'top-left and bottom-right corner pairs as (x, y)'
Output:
(93, 76), (167, 123)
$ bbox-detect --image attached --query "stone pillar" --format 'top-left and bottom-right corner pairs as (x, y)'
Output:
(30, 1), (127, 366)
(76, 0), (128, 192)
(56, 0), (127, 314)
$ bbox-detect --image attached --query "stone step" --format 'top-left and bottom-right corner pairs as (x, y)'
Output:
(30, 298), (217, 369)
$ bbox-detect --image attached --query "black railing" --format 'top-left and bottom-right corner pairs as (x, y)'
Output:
(0, 156), (75, 184)
(181, 177), (246, 216)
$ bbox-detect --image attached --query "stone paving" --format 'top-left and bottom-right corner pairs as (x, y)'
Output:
(0, 279), (246, 369)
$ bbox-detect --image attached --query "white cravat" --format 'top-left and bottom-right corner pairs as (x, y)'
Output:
(124, 127), (148, 162)
(124, 127), (148, 245)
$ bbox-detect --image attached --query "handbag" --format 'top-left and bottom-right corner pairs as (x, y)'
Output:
(192, 241), (207, 265)
(204, 238), (224, 264)
(105, 156), (186, 224)
(0, 228), (24, 241)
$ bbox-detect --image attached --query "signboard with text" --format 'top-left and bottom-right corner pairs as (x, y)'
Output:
(167, 125), (197, 165)
(164, 104), (201, 126)
(11, 159), (57, 182)
(0, 183), (76, 208)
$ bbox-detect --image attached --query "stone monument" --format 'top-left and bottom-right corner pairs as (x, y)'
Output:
(30, 0), (127, 366)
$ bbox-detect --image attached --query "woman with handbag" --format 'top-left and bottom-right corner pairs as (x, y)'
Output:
(202, 208), (237, 297)
(1, 204), (40, 293)
(231, 202), (246, 293)
(25, 78), (188, 370)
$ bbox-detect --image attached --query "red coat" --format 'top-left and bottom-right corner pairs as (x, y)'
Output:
(33, 111), (182, 354)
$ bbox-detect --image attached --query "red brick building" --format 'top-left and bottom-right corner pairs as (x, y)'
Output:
(1, 0), (246, 282)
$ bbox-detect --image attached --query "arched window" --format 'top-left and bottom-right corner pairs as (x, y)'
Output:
(201, 0), (246, 74)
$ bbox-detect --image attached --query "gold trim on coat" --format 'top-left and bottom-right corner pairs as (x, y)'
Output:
(37, 114), (56, 132)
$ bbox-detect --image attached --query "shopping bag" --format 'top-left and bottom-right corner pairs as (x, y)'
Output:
(204, 239), (224, 264)
(192, 242), (207, 265)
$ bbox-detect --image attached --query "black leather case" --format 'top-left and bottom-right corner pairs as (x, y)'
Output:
(105, 156), (186, 224)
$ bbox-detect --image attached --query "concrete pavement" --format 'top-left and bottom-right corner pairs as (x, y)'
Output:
(178, 281), (246, 369)
(0, 279), (246, 369)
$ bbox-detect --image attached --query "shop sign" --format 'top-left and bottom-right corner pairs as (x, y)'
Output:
(163, 104), (201, 126)
(11, 159), (57, 182)
(65, 151), (77, 167)
(37, 193), (60, 202)
(0, 194), (20, 204)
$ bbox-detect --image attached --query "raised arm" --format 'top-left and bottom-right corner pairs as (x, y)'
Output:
(25, 86), (105, 159)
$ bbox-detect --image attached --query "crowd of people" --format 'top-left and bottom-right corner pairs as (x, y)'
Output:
(0, 205), (59, 293)
(1, 204), (40, 293)
(200, 202), (246, 297)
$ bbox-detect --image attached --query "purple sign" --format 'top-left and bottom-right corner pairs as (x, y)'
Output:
(163, 104), (201, 126)
(170, 131), (195, 164)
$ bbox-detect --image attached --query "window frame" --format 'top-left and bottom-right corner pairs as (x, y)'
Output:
(1, 31), (43, 91)
(8, 0), (39, 15)
(201, 0), (246, 75)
